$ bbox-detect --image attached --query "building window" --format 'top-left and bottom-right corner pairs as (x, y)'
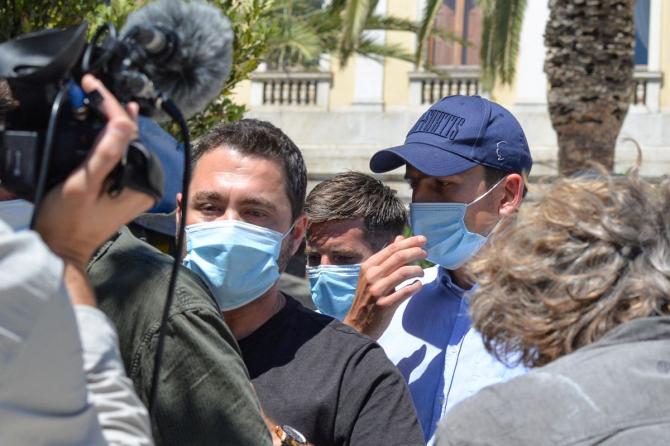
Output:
(427, 0), (482, 67)
(634, 0), (650, 66)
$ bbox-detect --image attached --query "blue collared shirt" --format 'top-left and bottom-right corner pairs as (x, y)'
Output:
(378, 266), (525, 444)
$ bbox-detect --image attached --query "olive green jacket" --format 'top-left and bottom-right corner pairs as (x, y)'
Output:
(88, 227), (271, 446)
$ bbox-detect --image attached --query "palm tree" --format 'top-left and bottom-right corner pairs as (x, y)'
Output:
(414, 0), (526, 87)
(416, 0), (635, 176)
(265, 0), (461, 71)
(544, 0), (635, 175)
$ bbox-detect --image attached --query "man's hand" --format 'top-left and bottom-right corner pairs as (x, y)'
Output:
(343, 235), (427, 339)
(34, 75), (154, 272)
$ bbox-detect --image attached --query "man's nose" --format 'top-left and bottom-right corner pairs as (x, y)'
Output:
(411, 179), (439, 203)
(411, 186), (427, 203)
(217, 210), (241, 221)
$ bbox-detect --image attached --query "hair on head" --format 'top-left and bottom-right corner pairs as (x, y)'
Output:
(192, 119), (307, 220)
(305, 171), (407, 250)
(468, 169), (670, 368)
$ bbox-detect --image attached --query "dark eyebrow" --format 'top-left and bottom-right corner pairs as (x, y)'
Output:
(238, 196), (279, 213)
(330, 249), (360, 257)
(191, 192), (278, 213)
(192, 191), (224, 203)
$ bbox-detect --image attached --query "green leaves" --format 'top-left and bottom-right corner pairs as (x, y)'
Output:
(175, 0), (276, 136)
(337, 0), (378, 66)
(479, 0), (527, 90)
(0, 0), (100, 41)
(265, 0), (461, 71)
(1, 0), (275, 138)
(415, 0), (442, 68)
(84, 0), (140, 35)
(265, 1), (327, 70)
(356, 39), (415, 64)
(4, 0), (496, 138)
(218, 0), (275, 92)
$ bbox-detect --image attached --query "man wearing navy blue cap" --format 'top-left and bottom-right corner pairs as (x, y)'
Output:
(343, 95), (532, 444)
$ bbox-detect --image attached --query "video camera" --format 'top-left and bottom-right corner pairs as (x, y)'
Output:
(0, 0), (234, 413)
(0, 0), (233, 205)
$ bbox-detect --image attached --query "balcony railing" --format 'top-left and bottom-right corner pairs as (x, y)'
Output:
(632, 68), (663, 110)
(250, 71), (332, 108)
(409, 67), (481, 106)
(410, 67), (663, 111)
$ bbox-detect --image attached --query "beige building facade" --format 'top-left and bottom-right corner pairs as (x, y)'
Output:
(231, 0), (669, 200)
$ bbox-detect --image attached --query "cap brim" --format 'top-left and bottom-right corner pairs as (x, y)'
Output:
(370, 142), (480, 177)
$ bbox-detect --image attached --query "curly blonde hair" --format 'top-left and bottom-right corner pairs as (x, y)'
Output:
(469, 172), (670, 368)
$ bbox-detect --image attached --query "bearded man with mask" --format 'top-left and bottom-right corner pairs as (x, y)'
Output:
(343, 96), (532, 444)
(177, 119), (424, 446)
(85, 116), (271, 445)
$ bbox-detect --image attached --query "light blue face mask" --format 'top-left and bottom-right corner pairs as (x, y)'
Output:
(410, 177), (505, 270)
(0, 199), (34, 231)
(183, 219), (294, 311)
(307, 264), (361, 320)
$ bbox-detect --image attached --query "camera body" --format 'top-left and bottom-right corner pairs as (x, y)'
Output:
(0, 22), (164, 202)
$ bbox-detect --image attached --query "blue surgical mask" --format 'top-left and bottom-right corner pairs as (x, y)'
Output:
(0, 199), (34, 231)
(183, 219), (293, 311)
(307, 264), (361, 320)
(410, 178), (504, 270)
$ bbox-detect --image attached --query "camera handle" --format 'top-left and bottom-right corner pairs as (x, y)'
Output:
(107, 139), (163, 202)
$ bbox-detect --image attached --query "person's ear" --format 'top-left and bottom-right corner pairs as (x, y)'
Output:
(498, 173), (524, 217)
(289, 214), (308, 256)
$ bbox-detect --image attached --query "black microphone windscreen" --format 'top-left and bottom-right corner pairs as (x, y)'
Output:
(122, 0), (234, 119)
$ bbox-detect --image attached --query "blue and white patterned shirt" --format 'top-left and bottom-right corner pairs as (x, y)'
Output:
(378, 266), (525, 444)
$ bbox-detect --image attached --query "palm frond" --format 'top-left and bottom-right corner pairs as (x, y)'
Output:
(356, 38), (415, 64)
(366, 15), (468, 46)
(479, 0), (527, 89)
(265, 0), (334, 69)
(338, 0), (378, 66)
(365, 15), (419, 32)
(415, 0), (442, 68)
(266, 19), (323, 67)
(326, 0), (348, 13)
(263, 0), (474, 73)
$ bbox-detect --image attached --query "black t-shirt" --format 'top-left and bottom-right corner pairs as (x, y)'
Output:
(238, 295), (424, 446)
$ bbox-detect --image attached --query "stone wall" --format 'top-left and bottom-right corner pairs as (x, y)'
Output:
(247, 106), (670, 202)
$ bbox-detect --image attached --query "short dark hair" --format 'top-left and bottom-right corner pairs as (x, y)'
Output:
(192, 119), (307, 220)
(483, 166), (508, 188)
(484, 165), (528, 197)
(305, 171), (407, 250)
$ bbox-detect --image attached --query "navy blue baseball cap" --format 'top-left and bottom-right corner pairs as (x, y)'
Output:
(370, 95), (532, 176)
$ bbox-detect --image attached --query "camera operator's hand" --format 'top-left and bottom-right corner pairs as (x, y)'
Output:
(34, 75), (154, 275)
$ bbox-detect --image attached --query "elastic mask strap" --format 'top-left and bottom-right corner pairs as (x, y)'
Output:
(282, 220), (297, 239)
(466, 176), (508, 237)
(466, 175), (507, 208)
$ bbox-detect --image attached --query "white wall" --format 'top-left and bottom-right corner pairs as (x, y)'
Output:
(352, 0), (387, 109)
(514, 0), (550, 105)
